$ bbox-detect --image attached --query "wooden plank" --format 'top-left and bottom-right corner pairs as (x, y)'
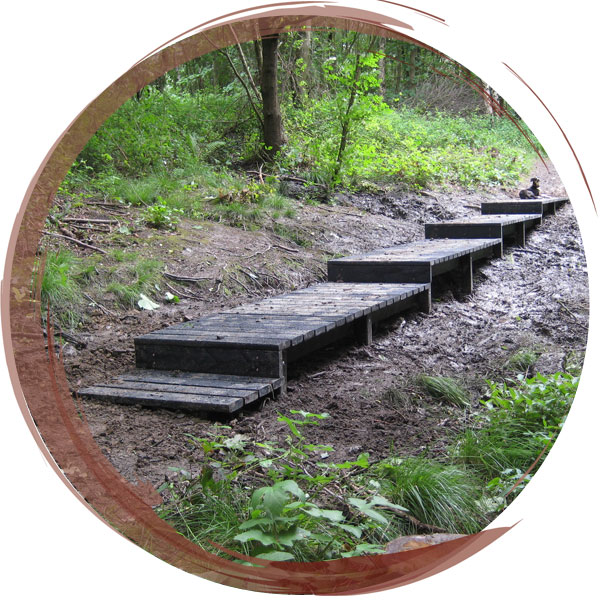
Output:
(135, 343), (285, 379)
(136, 330), (290, 349)
(78, 385), (245, 413)
(99, 379), (260, 402)
(425, 222), (504, 240)
(118, 370), (282, 394)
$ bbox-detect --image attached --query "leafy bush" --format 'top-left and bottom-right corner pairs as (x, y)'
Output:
(452, 372), (578, 481)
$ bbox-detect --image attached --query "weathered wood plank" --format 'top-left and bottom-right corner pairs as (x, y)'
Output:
(78, 385), (245, 413)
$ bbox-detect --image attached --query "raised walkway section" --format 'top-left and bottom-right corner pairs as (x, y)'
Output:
(79, 197), (568, 416)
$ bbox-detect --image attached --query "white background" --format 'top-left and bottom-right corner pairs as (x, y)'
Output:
(1, 1), (598, 598)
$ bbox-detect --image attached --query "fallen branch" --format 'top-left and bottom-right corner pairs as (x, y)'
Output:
(164, 280), (199, 300)
(272, 243), (299, 254)
(41, 231), (107, 254)
(63, 217), (118, 224)
(83, 293), (117, 317)
(163, 271), (211, 282)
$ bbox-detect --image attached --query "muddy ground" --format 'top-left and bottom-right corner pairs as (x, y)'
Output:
(56, 161), (588, 490)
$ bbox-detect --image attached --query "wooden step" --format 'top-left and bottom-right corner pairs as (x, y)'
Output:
(78, 370), (284, 414)
(424, 214), (541, 251)
(481, 196), (568, 218)
(135, 282), (430, 378)
(327, 238), (501, 292)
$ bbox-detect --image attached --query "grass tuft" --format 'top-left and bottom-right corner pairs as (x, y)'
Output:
(417, 374), (470, 407)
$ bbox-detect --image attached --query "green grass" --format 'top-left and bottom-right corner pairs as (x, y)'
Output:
(37, 248), (164, 328)
(374, 457), (486, 534)
(417, 374), (470, 407)
(506, 347), (540, 373)
(39, 249), (86, 329)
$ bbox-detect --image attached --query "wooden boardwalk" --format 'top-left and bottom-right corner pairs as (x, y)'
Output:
(134, 282), (430, 380)
(481, 196), (568, 219)
(327, 238), (501, 293)
(425, 213), (541, 254)
(79, 197), (568, 415)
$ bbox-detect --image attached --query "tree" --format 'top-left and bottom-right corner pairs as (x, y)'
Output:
(260, 30), (284, 160)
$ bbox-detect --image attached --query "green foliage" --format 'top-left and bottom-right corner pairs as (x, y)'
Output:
(417, 374), (470, 407)
(157, 412), (415, 562)
(506, 347), (541, 372)
(37, 248), (165, 329)
(38, 249), (86, 329)
(142, 198), (183, 230)
(452, 372), (578, 483)
(375, 457), (485, 534)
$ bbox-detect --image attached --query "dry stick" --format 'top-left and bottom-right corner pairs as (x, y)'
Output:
(83, 292), (117, 317)
(272, 243), (299, 253)
(41, 231), (108, 254)
(242, 245), (272, 259)
(63, 218), (118, 224)
(163, 272), (211, 282)
(164, 280), (198, 300)
(229, 273), (253, 295)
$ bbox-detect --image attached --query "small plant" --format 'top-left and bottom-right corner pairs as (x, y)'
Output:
(417, 374), (470, 407)
(506, 347), (540, 372)
(143, 198), (183, 230)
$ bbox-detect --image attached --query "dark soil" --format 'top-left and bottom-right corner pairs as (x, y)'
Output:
(56, 161), (588, 491)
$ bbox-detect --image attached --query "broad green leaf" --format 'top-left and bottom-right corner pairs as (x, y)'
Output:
(254, 551), (295, 562)
(234, 529), (276, 546)
(337, 524), (363, 538)
(303, 507), (345, 522)
(276, 480), (306, 501)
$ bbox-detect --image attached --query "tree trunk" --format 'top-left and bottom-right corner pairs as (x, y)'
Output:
(378, 36), (386, 96)
(261, 32), (284, 160)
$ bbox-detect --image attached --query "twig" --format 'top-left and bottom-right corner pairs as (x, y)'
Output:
(229, 274), (253, 294)
(242, 245), (272, 259)
(163, 272), (211, 282)
(41, 231), (107, 254)
(307, 371), (327, 379)
(557, 299), (577, 319)
(272, 243), (299, 253)
(380, 506), (448, 534)
(164, 280), (199, 300)
(83, 292), (116, 317)
(63, 218), (118, 224)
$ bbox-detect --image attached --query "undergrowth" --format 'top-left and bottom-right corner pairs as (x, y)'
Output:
(155, 367), (578, 562)
(38, 248), (164, 329)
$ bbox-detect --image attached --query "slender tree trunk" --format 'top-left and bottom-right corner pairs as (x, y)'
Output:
(378, 36), (386, 96)
(408, 46), (417, 88)
(253, 40), (263, 89)
(261, 32), (284, 159)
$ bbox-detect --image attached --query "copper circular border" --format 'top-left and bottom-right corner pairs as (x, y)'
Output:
(3, 3), (577, 594)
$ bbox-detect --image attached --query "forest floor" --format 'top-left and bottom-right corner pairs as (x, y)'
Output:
(56, 160), (589, 492)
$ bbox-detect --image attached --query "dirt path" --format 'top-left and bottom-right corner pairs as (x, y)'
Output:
(62, 160), (588, 489)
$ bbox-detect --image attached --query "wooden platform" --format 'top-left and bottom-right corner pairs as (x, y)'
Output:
(424, 213), (541, 252)
(134, 282), (430, 381)
(78, 195), (568, 416)
(327, 238), (501, 293)
(78, 370), (283, 414)
(480, 197), (568, 218)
